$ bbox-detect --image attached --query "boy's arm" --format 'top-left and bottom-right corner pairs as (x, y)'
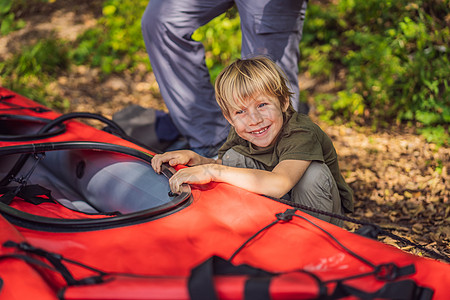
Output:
(151, 150), (220, 174)
(168, 159), (310, 198)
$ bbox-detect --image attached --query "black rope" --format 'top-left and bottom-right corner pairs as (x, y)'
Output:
(228, 208), (376, 268)
(0, 95), (14, 100)
(0, 115), (67, 141)
(0, 110), (158, 187)
(0, 112), (127, 187)
(228, 219), (280, 262)
(291, 212), (376, 268)
(291, 211), (417, 284)
(0, 153), (46, 204)
(2, 240), (193, 283)
(38, 112), (126, 136)
(3, 241), (106, 286)
(227, 208), (420, 291)
(382, 230), (450, 263)
(0, 94), (50, 113)
(265, 195), (450, 263)
(0, 106), (50, 113)
(265, 195), (369, 226)
(0, 253), (59, 272)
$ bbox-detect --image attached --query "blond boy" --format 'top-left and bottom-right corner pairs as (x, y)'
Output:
(151, 56), (353, 225)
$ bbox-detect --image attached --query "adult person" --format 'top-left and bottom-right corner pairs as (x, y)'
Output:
(141, 0), (309, 157)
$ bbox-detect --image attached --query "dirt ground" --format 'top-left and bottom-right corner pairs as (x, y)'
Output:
(1, 1), (449, 262)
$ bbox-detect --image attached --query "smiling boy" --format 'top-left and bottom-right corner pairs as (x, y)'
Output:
(151, 56), (353, 225)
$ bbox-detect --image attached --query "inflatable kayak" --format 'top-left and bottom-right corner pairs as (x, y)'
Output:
(0, 87), (449, 300)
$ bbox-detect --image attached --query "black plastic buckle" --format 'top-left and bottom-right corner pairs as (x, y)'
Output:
(375, 263), (400, 281)
(276, 209), (297, 221)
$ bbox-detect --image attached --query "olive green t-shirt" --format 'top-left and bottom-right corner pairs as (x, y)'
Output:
(218, 109), (354, 212)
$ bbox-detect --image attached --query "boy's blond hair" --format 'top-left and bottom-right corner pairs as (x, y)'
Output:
(214, 56), (293, 118)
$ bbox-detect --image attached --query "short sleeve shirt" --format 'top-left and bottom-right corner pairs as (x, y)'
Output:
(218, 109), (354, 212)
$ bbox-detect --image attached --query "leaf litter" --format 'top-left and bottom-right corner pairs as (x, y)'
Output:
(320, 122), (449, 262)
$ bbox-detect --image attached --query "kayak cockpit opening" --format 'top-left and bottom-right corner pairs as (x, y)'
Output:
(0, 142), (191, 231)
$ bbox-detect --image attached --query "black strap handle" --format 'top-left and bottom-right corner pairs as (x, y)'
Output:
(3, 241), (106, 286)
(331, 280), (434, 300)
(188, 256), (274, 300)
(0, 184), (56, 205)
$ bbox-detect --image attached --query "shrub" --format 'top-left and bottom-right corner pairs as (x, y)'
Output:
(300, 0), (450, 145)
(0, 0), (25, 35)
(69, 0), (150, 75)
(192, 7), (241, 82)
(0, 37), (70, 109)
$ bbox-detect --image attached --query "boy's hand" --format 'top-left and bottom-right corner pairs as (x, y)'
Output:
(151, 150), (200, 173)
(169, 165), (216, 194)
(152, 149), (221, 174)
(151, 150), (223, 194)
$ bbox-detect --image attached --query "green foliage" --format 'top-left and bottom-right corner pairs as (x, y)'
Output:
(332, 91), (365, 120)
(192, 7), (241, 82)
(300, 0), (450, 145)
(418, 126), (449, 147)
(2, 38), (69, 76)
(0, 0), (26, 35)
(0, 38), (70, 109)
(299, 4), (339, 78)
(69, 0), (150, 75)
(313, 93), (336, 124)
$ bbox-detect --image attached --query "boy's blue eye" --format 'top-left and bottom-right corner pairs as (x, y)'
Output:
(258, 103), (267, 108)
(235, 110), (244, 115)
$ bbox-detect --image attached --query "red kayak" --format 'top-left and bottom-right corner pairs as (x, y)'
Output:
(0, 87), (449, 299)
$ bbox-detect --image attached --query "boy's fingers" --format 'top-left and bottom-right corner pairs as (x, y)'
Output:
(170, 184), (180, 194)
(152, 153), (175, 172)
(168, 158), (180, 167)
(152, 151), (191, 175)
(169, 176), (181, 194)
(151, 155), (162, 173)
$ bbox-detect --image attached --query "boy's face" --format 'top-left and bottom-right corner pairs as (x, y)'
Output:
(225, 93), (289, 149)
